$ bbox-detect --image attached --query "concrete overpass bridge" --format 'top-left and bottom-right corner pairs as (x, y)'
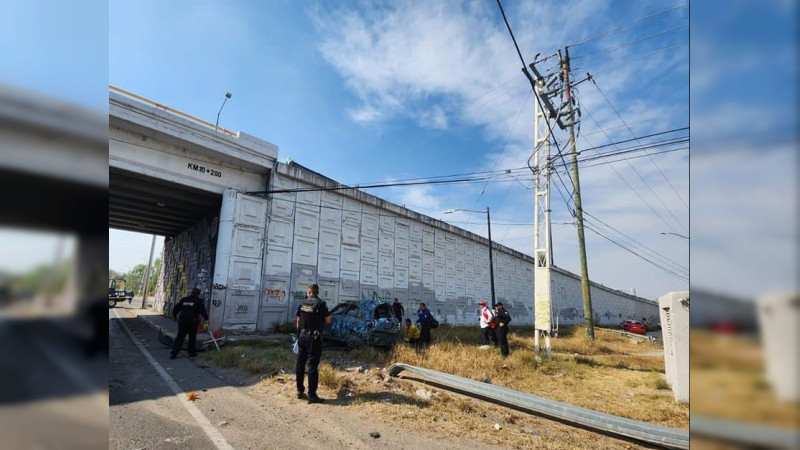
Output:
(109, 87), (279, 331)
(108, 87), (659, 335)
(1, 86), (108, 309)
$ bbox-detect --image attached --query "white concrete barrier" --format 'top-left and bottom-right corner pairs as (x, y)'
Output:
(757, 292), (799, 402)
(659, 291), (689, 402)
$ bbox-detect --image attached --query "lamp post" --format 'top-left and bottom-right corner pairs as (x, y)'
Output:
(444, 207), (496, 308)
(660, 232), (689, 240)
(215, 92), (232, 130)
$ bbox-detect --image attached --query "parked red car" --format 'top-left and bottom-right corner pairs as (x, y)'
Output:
(622, 319), (646, 334)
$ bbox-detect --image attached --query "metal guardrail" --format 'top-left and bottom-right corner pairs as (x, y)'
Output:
(691, 415), (800, 449)
(388, 363), (689, 449)
(109, 85), (238, 137)
(597, 326), (657, 343)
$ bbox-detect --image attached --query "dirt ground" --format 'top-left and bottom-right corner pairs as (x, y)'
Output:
(197, 326), (687, 449)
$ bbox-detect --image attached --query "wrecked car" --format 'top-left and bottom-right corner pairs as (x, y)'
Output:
(323, 299), (400, 348)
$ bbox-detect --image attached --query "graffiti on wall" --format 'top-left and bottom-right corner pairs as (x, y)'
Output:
(265, 288), (287, 304)
(360, 290), (393, 303)
(559, 307), (580, 320)
(158, 215), (217, 317)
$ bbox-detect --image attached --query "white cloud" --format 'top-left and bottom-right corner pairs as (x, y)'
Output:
(349, 104), (383, 124)
(390, 184), (443, 212)
(415, 105), (449, 130)
(311, 0), (692, 298)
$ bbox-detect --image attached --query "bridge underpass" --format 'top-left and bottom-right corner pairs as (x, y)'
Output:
(109, 167), (222, 237)
(1, 86), (108, 313)
(109, 88), (279, 332)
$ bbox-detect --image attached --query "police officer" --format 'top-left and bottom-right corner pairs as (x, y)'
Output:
(494, 302), (512, 357)
(295, 283), (331, 404)
(170, 288), (209, 359)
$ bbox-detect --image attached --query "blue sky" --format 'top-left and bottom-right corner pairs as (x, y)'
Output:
(108, 0), (692, 299)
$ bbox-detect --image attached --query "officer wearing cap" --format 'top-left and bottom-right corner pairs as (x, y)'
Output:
(494, 302), (512, 357)
(170, 288), (209, 359)
(295, 283), (331, 404)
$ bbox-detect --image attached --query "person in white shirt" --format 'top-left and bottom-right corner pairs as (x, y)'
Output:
(478, 300), (497, 346)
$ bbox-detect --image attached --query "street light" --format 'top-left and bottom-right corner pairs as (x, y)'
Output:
(661, 232), (689, 240)
(444, 207), (496, 308)
(215, 92), (232, 130)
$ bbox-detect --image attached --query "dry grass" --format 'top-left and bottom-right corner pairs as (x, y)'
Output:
(200, 345), (295, 375)
(204, 325), (688, 448)
(689, 330), (799, 428)
(373, 325), (685, 429)
(318, 362), (350, 390)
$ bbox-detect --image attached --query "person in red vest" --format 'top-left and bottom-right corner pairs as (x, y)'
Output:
(478, 300), (497, 346)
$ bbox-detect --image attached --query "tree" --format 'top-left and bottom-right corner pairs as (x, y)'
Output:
(148, 258), (162, 296)
(109, 269), (124, 280)
(125, 264), (148, 295)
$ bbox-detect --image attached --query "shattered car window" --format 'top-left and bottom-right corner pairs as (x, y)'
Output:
(323, 299), (400, 348)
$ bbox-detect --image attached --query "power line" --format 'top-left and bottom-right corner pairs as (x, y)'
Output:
(259, 129), (688, 196)
(551, 132), (689, 167)
(581, 107), (689, 235)
(570, 4), (688, 48)
(572, 24), (689, 62)
(583, 222), (688, 282)
(582, 110), (688, 137)
(475, 90), (532, 202)
(496, 0), (527, 69)
(591, 43), (688, 76)
(565, 146), (689, 171)
(563, 126), (688, 157)
(495, 0), (569, 181)
(590, 79), (689, 210)
(462, 80), (529, 114)
(582, 211), (688, 275)
(568, 138), (689, 166)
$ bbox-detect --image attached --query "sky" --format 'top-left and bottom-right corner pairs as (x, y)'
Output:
(107, 0), (692, 299)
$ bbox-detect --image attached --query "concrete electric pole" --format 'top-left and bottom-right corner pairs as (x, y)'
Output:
(561, 48), (595, 340)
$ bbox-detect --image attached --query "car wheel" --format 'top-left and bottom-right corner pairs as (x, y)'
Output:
(108, 298), (117, 308)
(345, 334), (365, 350)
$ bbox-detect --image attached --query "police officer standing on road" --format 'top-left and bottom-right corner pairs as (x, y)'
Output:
(295, 283), (331, 404)
(170, 288), (209, 359)
(494, 302), (512, 357)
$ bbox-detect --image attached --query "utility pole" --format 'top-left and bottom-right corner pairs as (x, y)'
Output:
(140, 234), (156, 309)
(531, 70), (554, 357)
(562, 47), (594, 340)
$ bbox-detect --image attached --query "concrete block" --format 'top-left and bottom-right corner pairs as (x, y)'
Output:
(659, 291), (689, 402)
(757, 292), (799, 402)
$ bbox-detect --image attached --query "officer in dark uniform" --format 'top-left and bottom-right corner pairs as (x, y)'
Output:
(295, 283), (331, 404)
(170, 288), (209, 359)
(494, 302), (512, 357)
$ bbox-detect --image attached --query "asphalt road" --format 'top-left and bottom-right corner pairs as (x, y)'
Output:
(0, 313), (109, 448)
(109, 306), (502, 450)
(110, 307), (228, 449)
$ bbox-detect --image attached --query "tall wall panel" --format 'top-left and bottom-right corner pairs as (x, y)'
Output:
(256, 170), (656, 327)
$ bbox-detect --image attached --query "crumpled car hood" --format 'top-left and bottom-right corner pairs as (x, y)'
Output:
(326, 299), (400, 347)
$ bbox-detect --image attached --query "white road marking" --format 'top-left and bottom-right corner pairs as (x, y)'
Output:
(111, 309), (234, 450)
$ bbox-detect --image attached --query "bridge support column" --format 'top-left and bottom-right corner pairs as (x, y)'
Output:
(209, 189), (269, 333)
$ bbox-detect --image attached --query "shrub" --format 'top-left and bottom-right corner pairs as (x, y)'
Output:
(318, 362), (349, 390)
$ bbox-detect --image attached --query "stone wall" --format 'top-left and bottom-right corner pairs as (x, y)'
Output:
(158, 215), (218, 315)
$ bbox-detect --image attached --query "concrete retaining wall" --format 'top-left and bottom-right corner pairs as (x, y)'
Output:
(157, 215), (218, 315)
(549, 266), (659, 327)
